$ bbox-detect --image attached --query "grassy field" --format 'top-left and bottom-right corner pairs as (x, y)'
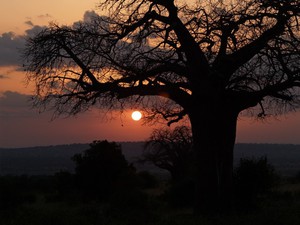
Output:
(0, 175), (300, 225)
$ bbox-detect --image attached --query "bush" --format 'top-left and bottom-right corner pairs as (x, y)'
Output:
(72, 140), (136, 201)
(234, 156), (279, 211)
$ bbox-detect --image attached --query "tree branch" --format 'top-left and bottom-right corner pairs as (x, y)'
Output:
(214, 15), (289, 79)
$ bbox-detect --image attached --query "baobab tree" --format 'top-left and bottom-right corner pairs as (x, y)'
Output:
(23, 0), (300, 212)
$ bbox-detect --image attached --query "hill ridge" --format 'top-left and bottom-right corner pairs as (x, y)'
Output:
(1, 142), (299, 176)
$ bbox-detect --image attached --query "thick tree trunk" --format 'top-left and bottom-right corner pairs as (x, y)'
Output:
(189, 102), (238, 213)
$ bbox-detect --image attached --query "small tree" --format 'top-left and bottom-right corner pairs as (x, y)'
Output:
(140, 126), (195, 207)
(72, 140), (134, 200)
(140, 126), (193, 182)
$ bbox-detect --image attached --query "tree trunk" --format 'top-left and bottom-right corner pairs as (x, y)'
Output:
(189, 101), (238, 214)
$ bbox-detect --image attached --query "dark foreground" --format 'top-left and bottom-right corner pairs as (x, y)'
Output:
(0, 174), (300, 225)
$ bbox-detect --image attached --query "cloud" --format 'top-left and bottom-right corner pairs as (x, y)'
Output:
(0, 25), (46, 67)
(0, 10), (98, 68)
(37, 13), (52, 19)
(71, 10), (100, 28)
(25, 20), (34, 26)
(83, 10), (99, 23)
(0, 91), (33, 117)
(0, 32), (25, 67)
(24, 25), (46, 37)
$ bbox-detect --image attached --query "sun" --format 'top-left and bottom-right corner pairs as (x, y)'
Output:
(131, 111), (142, 121)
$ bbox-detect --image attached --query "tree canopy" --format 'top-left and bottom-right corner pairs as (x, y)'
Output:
(24, 0), (300, 121)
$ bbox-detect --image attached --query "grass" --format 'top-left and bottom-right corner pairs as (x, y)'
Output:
(1, 176), (300, 225)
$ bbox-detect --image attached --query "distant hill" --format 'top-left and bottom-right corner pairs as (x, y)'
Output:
(0, 142), (300, 177)
(0, 144), (89, 176)
(0, 142), (148, 176)
(234, 143), (300, 177)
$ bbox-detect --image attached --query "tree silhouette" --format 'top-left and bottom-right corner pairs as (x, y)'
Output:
(140, 126), (193, 182)
(72, 140), (133, 200)
(23, 0), (300, 212)
(140, 126), (195, 207)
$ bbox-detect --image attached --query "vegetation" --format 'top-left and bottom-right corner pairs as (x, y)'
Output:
(23, 0), (300, 212)
(140, 126), (193, 182)
(139, 126), (195, 207)
(0, 140), (299, 224)
(140, 127), (282, 210)
(71, 140), (137, 201)
(0, 165), (300, 225)
(233, 157), (280, 211)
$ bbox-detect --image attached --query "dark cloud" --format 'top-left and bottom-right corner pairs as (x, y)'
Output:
(0, 25), (46, 67)
(0, 32), (25, 67)
(72, 10), (101, 28)
(83, 10), (99, 23)
(0, 91), (35, 119)
(37, 13), (52, 19)
(25, 20), (34, 26)
(0, 10), (98, 68)
(24, 25), (46, 37)
(0, 91), (49, 120)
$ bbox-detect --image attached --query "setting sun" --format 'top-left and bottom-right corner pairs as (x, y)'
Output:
(131, 111), (142, 121)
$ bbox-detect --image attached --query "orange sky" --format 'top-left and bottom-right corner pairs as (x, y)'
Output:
(0, 0), (98, 34)
(0, 0), (300, 148)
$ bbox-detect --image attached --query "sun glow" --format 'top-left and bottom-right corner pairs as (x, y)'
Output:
(131, 111), (142, 121)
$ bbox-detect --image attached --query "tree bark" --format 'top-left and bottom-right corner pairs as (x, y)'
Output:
(189, 100), (238, 213)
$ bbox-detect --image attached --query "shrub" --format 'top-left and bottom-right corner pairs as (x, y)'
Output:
(233, 156), (279, 211)
(72, 140), (136, 201)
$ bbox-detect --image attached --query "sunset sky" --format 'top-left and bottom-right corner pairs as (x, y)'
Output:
(1, 0), (300, 148)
